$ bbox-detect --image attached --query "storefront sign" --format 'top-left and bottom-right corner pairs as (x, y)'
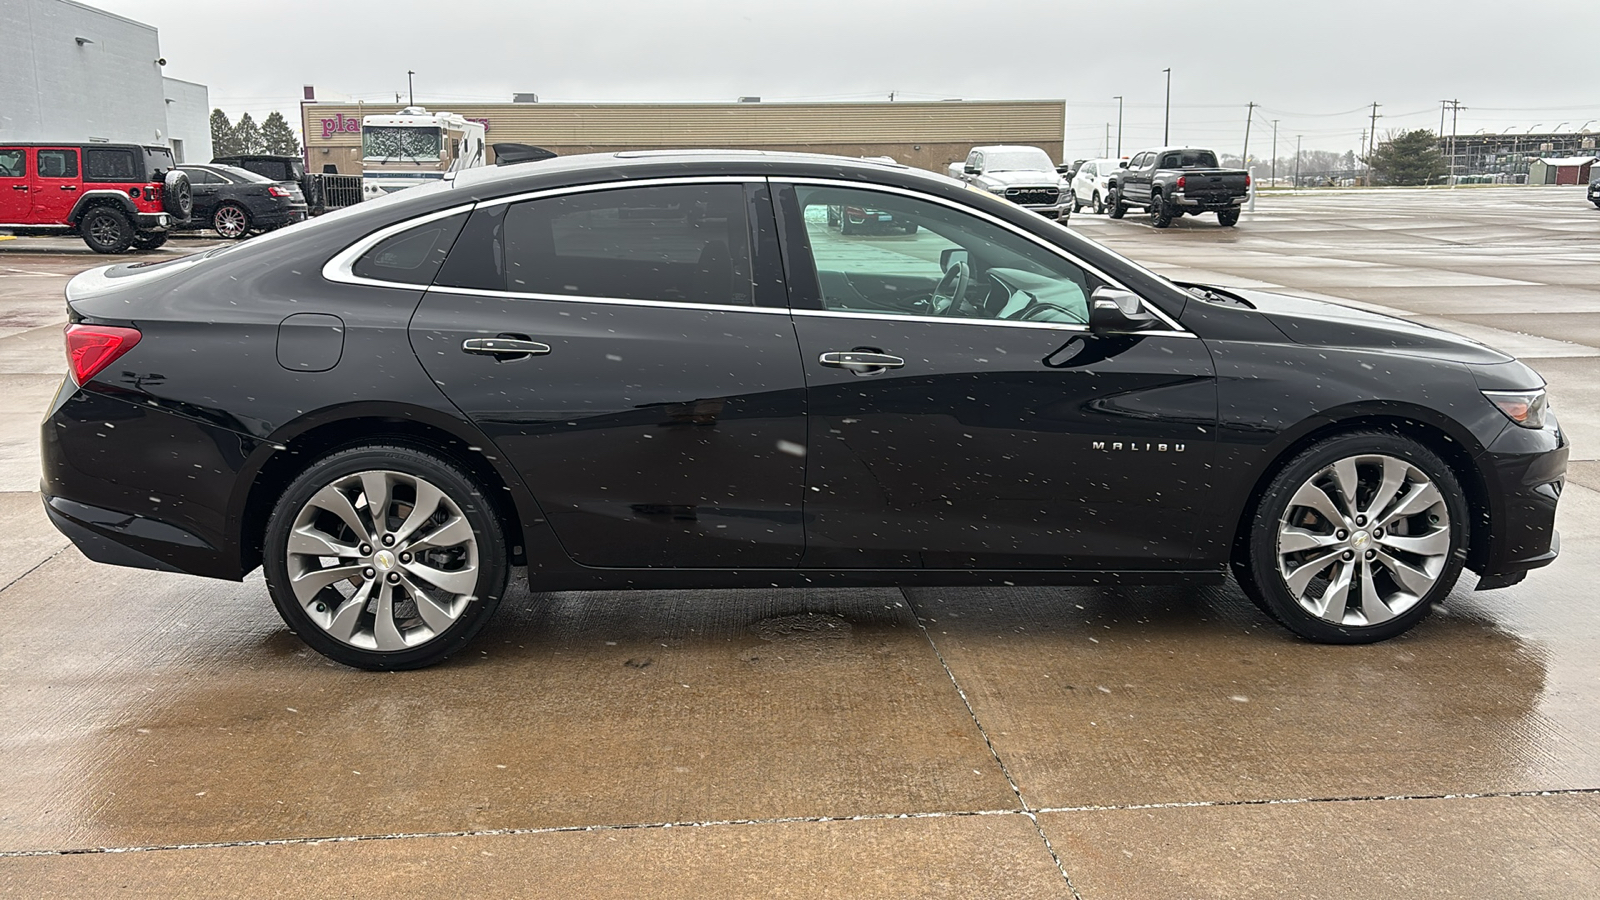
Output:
(320, 114), (493, 140)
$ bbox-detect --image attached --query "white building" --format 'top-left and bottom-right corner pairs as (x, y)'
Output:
(0, 0), (210, 161)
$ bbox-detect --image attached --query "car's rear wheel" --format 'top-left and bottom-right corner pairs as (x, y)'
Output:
(1150, 192), (1173, 228)
(903, 222), (918, 234)
(1217, 208), (1241, 227)
(213, 203), (251, 239)
(80, 207), (135, 254)
(1107, 189), (1126, 219)
(1239, 431), (1468, 644)
(131, 232), (168, 251)
(263, 445), (508, 670)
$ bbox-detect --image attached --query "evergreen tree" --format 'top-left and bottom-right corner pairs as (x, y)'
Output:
(232, 113), (265, 155)
(1366, 130), (1447, 186)
(209, 108), (238, 157)
(260, 111), (301, 157)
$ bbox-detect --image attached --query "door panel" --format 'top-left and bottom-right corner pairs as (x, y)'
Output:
(412, 181), (807, 569)
(794, 317), (1216, 568)
(30, 148), (79, 223)
(0, 148), (27, 222)
(777, 181), (1217, 570)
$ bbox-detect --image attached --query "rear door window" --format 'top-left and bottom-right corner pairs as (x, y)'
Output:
(436, 183), (754, 306)
(37, 149), (78, 179)
(84, 148), (137, 182)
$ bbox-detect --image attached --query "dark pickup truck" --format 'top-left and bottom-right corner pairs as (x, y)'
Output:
(1108, 146), (1249, 227)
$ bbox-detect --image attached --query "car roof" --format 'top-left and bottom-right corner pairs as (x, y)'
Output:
(448, 149), (923, 193)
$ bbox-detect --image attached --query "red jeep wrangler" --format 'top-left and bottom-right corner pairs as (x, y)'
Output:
(0, 143), (193, 253)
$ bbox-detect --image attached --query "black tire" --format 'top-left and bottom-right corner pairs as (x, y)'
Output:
(79, 206), (135, 254)
(1150, 192), (1173, 228)
(263, 445), (509, 670)
(1237, 430), (1468, 644)
(1072, 194), (1083, 213)
(212, 203), (251, 240)
(903, 222), (918, 234)
(132, 232), (169, 251)
(839, 210), (856, 235)
(163, 170), (193, 220)
(827, 205), (840, 228)
(1217, 208), (1241, 227)
(1107, 188), (1127, 219)
(1092, 191), (1104, 215)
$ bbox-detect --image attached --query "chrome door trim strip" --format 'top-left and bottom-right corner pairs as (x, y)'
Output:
(320, 202), (478, 289)
(425, 284), (789, 316)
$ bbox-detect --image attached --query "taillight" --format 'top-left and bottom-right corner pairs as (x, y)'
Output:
(268, 185), (291, 198)
(1245, 174), (1253, 187)
(1176, 175), (1186, 190)
(64, 324), (142, 386)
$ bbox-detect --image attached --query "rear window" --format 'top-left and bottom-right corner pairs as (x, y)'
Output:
(1161, 150), (1219, 169)
(85, 148), (139, 183)
(214, 165), (274, 184)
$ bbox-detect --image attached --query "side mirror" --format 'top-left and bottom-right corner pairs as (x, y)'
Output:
(1118, 159), (1130, 169)
(939, 248), (970, 274)
(964, 162), (981, 175)
(1088, 287), (1158, 335)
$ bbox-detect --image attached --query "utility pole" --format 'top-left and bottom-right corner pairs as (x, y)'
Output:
(1105, 123), (1110, 158)
(1271, 119), (1278, 186)
(1367, 102), (1381, 185)
(1162, 68), (1172, 145)
(407, 70), (416, 107)
(1294, 134), (1302, 187)
(1242, 101), (1255, 167)
(1113, 95), (1124, 157)
(1445, 99), (1465, 185)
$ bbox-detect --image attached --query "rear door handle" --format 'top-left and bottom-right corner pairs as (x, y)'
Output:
(60, 184), (77, 191)
(819, 351), (905, 374)
(462, 337), (551, 359)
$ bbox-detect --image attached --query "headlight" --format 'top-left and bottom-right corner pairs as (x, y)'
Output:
(987, 185), (1007, 194)
(1483, 389), (1548, 428)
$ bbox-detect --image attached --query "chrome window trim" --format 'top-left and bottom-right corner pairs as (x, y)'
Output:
(472, 175), (752, 210)
(780, 176), (1192, 336)
(425, 284), (782, 316)
(790, 307), (1088, 333)
(321, 203), (478, 289)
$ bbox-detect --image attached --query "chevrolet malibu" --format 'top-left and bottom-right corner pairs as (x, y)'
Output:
(42, 151), (1567, 669)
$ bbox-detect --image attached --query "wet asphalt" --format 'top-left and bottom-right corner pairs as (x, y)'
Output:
(1, 190), (1598, 897)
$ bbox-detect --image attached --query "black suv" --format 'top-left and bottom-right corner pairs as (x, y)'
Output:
(0, 143), (192, 252)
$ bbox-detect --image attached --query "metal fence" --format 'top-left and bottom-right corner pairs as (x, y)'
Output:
(306, 174), (363, 215)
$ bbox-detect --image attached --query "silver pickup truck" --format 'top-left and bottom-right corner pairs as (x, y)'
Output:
(954, 145), (1071, 222)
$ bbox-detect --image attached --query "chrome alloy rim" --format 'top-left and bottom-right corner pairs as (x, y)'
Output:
(215, 206), (247, 238)
(287, 470), (479, 650)
(1275, 454), (1451, 626)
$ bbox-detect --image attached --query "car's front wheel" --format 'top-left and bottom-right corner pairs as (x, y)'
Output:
(263, 445), (509, 670)
(1107, 189), (1126, 219)
(1238, 431), (1468, 644)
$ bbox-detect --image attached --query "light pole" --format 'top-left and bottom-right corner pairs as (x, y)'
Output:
(1113, 95), (1124, 157)
(1162, 68), (1171, 145)
(407, 70), (415, 108)
(1294, 134), (1302, 187)
(1271, 119), (1278, 186)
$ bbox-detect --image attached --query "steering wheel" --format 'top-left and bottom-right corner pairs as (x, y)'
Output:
(928, 260), (970, 316)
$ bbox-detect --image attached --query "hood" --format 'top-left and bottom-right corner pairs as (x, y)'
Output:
(1221, 287), (1514, 365)
(981, 169), (1057, 188)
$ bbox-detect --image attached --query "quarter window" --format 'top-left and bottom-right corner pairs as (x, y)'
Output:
(351, 212), (468, 285)
(436, 183), (754, 306)
(37, 149), (78, 179)
(794, 185), (1101, 325)
(84, 148), (137, 182)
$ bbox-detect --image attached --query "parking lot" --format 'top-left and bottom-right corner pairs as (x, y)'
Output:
(2, 188), (1599, 897)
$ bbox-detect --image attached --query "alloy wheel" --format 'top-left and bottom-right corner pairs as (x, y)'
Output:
(214, 205), (249, 239)
(1275, 454), (1451, 627)
(286, 469), (480, 651)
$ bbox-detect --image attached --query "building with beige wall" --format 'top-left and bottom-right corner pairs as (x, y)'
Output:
(299, 99), (1065, 176)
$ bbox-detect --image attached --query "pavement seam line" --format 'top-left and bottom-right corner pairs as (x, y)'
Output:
(0, 543), (69, 596)
(0, 808), (1031, 858)
(1032, 785), (1600, 814)
(899, 586), (1084, 900)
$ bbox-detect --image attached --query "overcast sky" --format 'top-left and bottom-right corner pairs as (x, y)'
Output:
(96, 0), (1600, 161)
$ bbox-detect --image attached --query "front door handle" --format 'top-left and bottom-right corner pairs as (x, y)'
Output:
(462, 336), (551, 359)
(10, 185), (26, 191)
(819, 350), (905, 374)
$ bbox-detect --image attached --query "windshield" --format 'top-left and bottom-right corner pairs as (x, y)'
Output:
(363, 126), (443, 161)
(985, 148), (1055, 172)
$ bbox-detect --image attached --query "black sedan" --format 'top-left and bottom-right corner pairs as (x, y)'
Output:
(43, 152), (1566, 669)
(177, 163), (307, 239)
